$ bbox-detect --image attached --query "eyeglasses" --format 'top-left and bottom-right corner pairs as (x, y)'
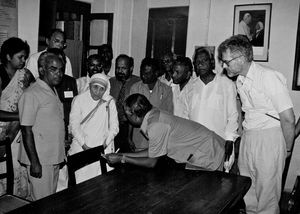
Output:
(219, 55), (242, 67)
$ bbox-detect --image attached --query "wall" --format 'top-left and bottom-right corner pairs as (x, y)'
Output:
(18, 0), (39, 54)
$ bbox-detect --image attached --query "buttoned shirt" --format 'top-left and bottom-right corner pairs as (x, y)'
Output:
(130, 80), (173, 113)
(109, 75), (140, 122)
(130, 80), (173, 150)
(158, 75), (172, 86)
(140, 108), (225, 171)
(190, 73), (239, 141)
(18, 78), (66, 165)
(26, 50), (73, 79)
(236, 62), (293, 130)
(172, 77), (195, 119)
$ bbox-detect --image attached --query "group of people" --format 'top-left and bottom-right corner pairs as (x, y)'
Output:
(0, 27), (299, 214)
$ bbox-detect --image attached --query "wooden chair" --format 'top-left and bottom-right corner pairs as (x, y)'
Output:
(67, 145), (107, 187)
(0, 138), (30, 213)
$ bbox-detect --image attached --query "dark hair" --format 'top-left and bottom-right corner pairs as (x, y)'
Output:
(0, 37), (30, 65)
(47, 48), (66, 64)
(218, 35), (253, 62)
(87, 54), (102, 63)
(124, 93), (153, 117)
(174, 56), (193, 72)
(47, 28), (66, 42)
(193, 47), (215, 70)
(116, 54), (133, 67)
(140, 57), (159, 72)
(99, 44), (113, 53)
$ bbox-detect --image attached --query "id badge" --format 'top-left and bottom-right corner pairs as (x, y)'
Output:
(64, 91), (74, 98)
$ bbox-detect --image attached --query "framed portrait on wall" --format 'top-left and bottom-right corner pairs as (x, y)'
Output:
(292, 6), (300, 90)
(233, 4), (272, 61)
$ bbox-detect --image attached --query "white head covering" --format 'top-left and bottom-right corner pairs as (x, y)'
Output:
(89, 73), (112, 101)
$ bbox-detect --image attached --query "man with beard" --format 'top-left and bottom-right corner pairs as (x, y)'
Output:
(171, 56), (195, 119)
(129, 57), (173, 151)
(190, 47), (239, 172)
(109, 54), (140, 151)
(18, 51), (65, 200)
(77, 54), (103, 94)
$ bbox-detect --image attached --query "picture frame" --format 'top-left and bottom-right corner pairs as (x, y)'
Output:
(233, 4), (272, 61)
(292, 6), (300, 90)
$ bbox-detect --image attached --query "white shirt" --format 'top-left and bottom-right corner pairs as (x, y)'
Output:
(26, 50), (73, 79)
(237, 62), (293, 130)
(69, 90), (119, 154)
(190, 73), (239, 141)
(76, 76), (90, 94)
(172, 77), (195, 119)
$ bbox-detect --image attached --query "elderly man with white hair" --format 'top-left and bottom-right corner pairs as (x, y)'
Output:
(238, 13), (252, 40)
(68, 73), (119, 183)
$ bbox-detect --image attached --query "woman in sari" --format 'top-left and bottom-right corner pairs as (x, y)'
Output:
(0, 37), (34, 198)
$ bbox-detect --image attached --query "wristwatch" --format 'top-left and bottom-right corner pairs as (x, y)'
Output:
(121, 155), (126, 164)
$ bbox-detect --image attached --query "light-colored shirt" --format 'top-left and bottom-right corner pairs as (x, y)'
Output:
(130, 80), (173, 113)
(238, 20), (251, 40)
(69, 90), (119, 153)
(130, 80), (173, 150)
(158, 75), (172, 86)
(76, 76), (90, 94)
(140, 108), (225, 171)
(26, 50), (73, 79)
(236, 62), (293, 130)
(18, 78), (65, 165)
(190, 73), (239, 141)
(172, 77), (195, 119)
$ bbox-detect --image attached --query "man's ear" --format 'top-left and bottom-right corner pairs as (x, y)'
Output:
(46, 38), (50, 46)
(211, 57), (215, 70)
(38, 67), (44, 77)
(6, 54), (11, 62)
(130, 66), (134, 74)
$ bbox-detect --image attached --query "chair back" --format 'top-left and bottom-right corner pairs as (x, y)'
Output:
(67, 145), (107, 187)
(0, 138), (14, 194)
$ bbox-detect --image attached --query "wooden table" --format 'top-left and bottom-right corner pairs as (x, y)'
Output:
(9, 165), (251, 214)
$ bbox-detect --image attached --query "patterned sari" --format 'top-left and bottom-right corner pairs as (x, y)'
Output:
(0, 68), (32, 198)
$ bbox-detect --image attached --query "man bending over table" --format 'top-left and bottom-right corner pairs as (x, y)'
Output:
(106, 93), (225, 170)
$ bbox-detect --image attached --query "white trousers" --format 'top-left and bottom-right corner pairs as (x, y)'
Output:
(238, 127), (286, 214)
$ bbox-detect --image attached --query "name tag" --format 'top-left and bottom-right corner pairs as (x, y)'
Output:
(64, 91), (74, 98)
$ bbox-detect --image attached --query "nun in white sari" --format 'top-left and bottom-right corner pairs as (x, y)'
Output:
(68, 73), (119, 184)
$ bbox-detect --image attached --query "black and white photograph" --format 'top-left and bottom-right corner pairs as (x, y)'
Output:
(233, 4), (272, 61)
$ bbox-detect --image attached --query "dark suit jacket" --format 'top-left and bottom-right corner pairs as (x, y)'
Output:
(55, 74), (78, 138)
(251, 30), (264, 47)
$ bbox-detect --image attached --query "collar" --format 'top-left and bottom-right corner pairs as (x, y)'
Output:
(236, 61), (255, 89)
(36, 78), (58, 95)
(140, 109), (154, 134)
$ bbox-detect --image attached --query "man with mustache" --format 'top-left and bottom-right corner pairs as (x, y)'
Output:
(109, 54), (140, 152)
(18, 51), (65, 200)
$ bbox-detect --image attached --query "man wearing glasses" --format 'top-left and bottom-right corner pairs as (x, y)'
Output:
(26, 28), (73, 79)
(218, 35), (295, 214)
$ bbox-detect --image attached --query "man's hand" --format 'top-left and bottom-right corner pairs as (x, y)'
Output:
(30, 161), (42, 178)
(82, 144), (91, 151)
(225, 140), (234, 162)
(106, 153), (122, 165)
